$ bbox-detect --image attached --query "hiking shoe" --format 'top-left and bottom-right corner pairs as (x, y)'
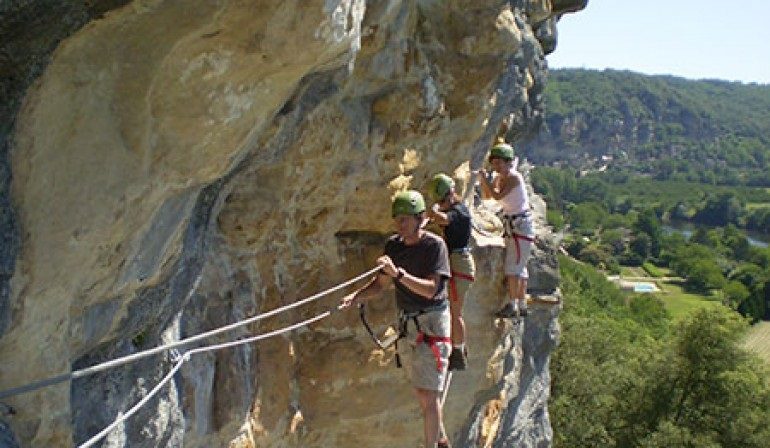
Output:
(437, 437), (451, 448)
(448, 347), (467, 371)
(494, 302), (519, 318)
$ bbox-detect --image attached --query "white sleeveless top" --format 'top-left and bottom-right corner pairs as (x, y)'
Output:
(498, 167), (529, 215)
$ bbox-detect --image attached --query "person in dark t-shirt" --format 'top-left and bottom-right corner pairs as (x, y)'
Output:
(426, 173), (476, 371)
(340, 190), (452, 448)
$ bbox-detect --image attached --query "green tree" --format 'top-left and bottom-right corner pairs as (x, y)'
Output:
(634, 209), (663, 256)
(630, 233), (652, 260)
(723, 280), (750, 308)
(577, 243), (613, 269)
(722, 224), (751, 260)
(693, 192), (744, 227)
(669, 243), (726, 292)
(746, 206), (770, 233)
(552, 258), (770, 448)
(618, 309), (770, 448)
(737, 283), (769, 322)
(546, 209), (566, 230)
(601, 228), (627, 255)
(684, 258), (726, 292)
(568, 202), (608, 231)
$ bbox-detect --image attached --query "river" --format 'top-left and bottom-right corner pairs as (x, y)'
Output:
(662, 221), (769, 249)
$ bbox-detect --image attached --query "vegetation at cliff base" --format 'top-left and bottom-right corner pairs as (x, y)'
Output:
(551, 257), (770, 447)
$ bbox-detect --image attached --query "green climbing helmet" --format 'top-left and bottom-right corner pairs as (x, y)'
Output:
(429, 173), (455, 201)
(489, 140), (515, 161)
(392, 190), (426, 217)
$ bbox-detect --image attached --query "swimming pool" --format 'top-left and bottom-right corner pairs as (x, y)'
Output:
(633, 282), (657, 293)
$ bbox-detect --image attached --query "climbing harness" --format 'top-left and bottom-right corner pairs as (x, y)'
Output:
(448, 269), (475, 302)
(499, 210), (530, 238)
(415, 330), (453, 372)
(499, 210), (535, 263)
(360, 306), (451, 372)
(358, 303), (400, 351)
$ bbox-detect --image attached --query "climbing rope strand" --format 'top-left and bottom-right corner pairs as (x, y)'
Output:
(0, 274), (199, 400)
(77, 310), (334, 448)
(77, 357), (185, 448)
(74, 265), (380, 377)
(0, 266), (381, 400)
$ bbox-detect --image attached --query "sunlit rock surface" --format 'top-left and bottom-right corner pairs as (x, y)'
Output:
(0, 0), (584, 446)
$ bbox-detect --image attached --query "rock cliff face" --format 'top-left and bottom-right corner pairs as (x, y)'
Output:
(0, 1), (583, 446)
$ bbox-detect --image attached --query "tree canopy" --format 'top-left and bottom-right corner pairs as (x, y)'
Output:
(551, 257), (770, 448)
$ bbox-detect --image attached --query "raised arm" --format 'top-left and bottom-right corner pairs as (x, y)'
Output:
(479, 172), (514, 201)
(427, 204), (449, 226)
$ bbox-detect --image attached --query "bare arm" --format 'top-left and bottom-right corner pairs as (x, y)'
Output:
(339, 272), (390, 308)
(427, 205), (449, 226)
(377, 254), (444, 300)
(479, 172), (494, 199)
(398, 272), (443, 300)
(480, 172), (515, 201)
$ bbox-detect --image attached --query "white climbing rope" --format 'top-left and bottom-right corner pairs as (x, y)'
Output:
(77, 310), (335, 448)
(0, 265), (382, 400)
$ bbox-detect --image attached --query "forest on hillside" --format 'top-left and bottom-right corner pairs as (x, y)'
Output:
(521, 69), (770, 187)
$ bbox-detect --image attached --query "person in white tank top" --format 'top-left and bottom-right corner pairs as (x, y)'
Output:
(478, 139), (535, 319)
(498, 165), (530, 215)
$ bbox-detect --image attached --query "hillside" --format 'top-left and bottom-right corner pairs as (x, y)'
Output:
(521, 69), (770, 186)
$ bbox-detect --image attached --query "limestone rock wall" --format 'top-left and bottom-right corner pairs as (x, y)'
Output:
(0, 0), (584, 446)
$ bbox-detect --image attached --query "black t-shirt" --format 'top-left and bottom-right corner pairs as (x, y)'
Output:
(442, 203), (472, 251)
(384, 231), (451, 313)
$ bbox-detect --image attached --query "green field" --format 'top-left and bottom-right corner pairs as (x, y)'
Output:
(746, 202), (770, 210)
(744, 321), (770, 367)
(620, 266), (646, 277)
(654, 281), (723, 319)
(642, 262), (665, 278)
(615, 265), (724, 319)
(612, 180), (770, 206)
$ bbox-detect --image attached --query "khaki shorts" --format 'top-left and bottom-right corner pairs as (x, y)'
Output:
(398, 307), (451, 391)
(449, 251), (475, 302)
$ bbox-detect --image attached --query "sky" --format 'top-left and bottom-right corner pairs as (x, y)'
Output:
(546, 0), (770, 85)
